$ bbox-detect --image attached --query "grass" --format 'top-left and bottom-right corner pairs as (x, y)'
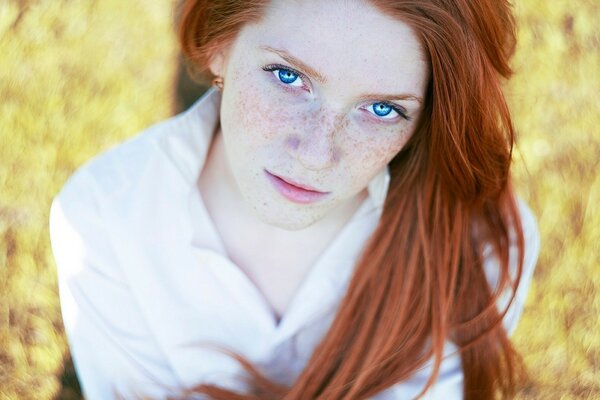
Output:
(508, 1), (600, 397)
(0, 0), (598, 398)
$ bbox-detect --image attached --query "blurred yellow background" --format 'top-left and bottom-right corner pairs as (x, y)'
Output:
(0, 0), (598, 398)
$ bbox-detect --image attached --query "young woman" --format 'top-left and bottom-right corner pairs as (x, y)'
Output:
(49, 0), (540, 399)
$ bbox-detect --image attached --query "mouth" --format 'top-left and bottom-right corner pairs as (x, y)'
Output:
(264, 169), (330, 204)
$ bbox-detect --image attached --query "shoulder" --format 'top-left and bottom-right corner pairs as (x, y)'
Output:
(515, 196), (541, 266)
(482, 194), (541, 336)
(48, 107), (202, 325)
(62, 116), (185, 201)
(481, 195), (540, 278)
(509, 195), (541, 290)
(511, 195), (541, 329)
(506, 193), (538, 243)
(49, 90), (220, 272)
(48, 112), (188, 275)
(48, 86), (221, 224)
(55, 88), (220, 206)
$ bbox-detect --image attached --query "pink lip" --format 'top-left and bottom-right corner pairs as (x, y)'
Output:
(264, 170), (330, 204)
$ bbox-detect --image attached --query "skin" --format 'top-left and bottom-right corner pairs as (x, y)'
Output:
(198, 0), (429, 317)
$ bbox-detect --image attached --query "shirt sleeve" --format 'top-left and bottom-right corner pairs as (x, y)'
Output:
(49, 167), (180, 400)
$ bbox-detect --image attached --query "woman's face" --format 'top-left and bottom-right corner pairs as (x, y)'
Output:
(211, 0), (429, 230)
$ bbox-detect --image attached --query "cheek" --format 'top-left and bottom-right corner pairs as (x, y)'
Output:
(229, 70), (304, 142)
(343, 121), (413, 174)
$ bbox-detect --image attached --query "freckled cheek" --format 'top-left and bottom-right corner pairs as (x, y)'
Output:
(338, 124), (412, 188)
(376, 131), (411, 165)
(232, 81), (304, 142)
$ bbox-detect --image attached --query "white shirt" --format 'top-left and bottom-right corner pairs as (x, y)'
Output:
(49, 88), (540, 400)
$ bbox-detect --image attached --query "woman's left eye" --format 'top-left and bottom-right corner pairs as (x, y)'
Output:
(263, 65), (305, 88)
(366, 102), (408, 120)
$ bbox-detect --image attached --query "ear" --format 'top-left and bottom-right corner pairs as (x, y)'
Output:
(208, 47), (228, 77)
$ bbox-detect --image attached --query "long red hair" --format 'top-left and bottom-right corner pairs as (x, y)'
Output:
(177, 0), (526, 398)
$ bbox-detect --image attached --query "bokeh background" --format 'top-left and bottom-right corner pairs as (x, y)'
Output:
(0, 0), (598, 398)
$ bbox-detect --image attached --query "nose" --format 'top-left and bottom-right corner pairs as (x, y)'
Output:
(287, 110), (344, 171)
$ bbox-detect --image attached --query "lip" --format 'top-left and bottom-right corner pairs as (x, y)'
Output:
(264, 170), (330, 204)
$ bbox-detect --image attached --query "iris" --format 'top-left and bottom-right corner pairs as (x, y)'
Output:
(278, 69), (299, 84)
(372, 102), (393, 117)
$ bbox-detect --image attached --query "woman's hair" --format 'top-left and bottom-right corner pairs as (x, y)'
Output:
(178, 0), (527, 398)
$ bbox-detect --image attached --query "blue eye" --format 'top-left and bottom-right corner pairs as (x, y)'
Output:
(372, 102), (393, 117)
(366, 102), (408, 120)
(262, 64), (305, 88)
(278, 69), (299, 85)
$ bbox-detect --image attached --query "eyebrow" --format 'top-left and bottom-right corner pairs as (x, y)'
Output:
(259, 45), (423, 104)
(260, 45), (328, 84)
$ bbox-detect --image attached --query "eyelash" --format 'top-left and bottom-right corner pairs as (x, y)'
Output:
(261, 63), (410, 122)
(262, 63), (308, 89)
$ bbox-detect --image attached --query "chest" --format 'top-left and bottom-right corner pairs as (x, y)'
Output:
(222, 231), (331, 322)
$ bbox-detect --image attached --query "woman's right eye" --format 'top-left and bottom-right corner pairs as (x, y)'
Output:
(262, 65), (305, 88)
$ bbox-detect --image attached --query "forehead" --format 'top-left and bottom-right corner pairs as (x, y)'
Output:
(236, 0), (428, 94)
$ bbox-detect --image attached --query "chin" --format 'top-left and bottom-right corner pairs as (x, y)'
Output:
(251, 204), (325, 231)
